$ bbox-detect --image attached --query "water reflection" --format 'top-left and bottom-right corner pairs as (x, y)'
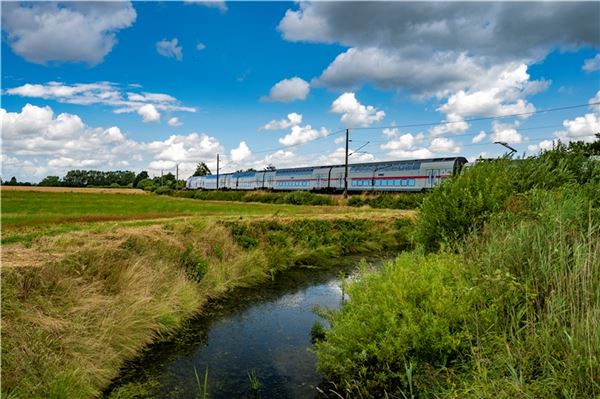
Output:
(106, 257), (387, 399)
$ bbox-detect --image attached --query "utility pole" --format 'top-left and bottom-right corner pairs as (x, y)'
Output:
(160, 169), (163, 187)
(175, 164), (179, 190)
(344, 128), (349, 198)
(216, 153), (220, 190)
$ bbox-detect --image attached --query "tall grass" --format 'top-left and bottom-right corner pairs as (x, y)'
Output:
(315, 148), (600, 398)
(2, 216), (408, 398)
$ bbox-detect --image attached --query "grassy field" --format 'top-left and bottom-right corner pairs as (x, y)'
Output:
(1, 187), (412, 398)
(1, 188), (403, 244)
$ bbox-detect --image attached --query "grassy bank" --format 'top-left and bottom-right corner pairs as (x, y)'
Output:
(2, 215), (409, 398)
(315, 144), (600, 398)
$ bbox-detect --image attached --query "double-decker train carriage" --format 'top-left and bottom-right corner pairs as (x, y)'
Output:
(186, 157), (467, 192)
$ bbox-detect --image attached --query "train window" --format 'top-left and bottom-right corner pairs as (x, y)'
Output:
(409, 179), (416, 186)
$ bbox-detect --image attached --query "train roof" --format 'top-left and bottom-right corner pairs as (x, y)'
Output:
(191, 156), (467, 178)
(270, 156), (467, 174)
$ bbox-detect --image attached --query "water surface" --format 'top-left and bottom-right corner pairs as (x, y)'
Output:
(107, 257), (384, 398)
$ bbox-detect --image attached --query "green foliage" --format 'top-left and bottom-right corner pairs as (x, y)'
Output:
(416, 160), (513, 252)
(62, 169), (136, 187)
(193, 162), (212, 177)
(154, 186), (173, 196)
(316, 144), (600, 398)
(310, 321), (326, 343)
(175, 190), (336, 206)
(39, 175), (61, 186)
(348, 192), (426, 210)
(179, 245), (209, 282)
(315, 253), (473, 398)
(133, 171), (149, 188)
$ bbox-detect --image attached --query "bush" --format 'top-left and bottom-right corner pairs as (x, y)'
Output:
(315, 253), (473, 398)
(348, 193), (426, 209)
(415, 160), (513, 252)
(154, 186), (173, 195)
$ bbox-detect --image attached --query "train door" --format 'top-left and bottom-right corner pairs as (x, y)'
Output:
(433, 169), (441, 186)
(426, 169), (433, 188)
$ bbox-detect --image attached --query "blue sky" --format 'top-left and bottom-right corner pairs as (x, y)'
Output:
(1, 1), (599, 182)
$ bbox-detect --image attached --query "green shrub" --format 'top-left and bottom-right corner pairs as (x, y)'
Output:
(315, 253), (473, 398)
(154, 186), (173, 195)
(416, 160), (513, 252)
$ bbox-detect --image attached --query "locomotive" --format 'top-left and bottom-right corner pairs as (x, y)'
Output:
(186, 157), (467, 192)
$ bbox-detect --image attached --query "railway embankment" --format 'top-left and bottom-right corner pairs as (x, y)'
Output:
(313, 146), (600, 398)
(1, 216), (410, 398)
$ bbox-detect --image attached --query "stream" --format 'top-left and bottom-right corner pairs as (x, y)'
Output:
(106, 256), (388, 398)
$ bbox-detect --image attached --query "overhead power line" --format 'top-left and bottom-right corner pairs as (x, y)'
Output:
(350, 102), (599, 131)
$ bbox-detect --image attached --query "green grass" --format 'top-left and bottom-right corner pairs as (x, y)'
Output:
(1, 187), (412, 399)
(314, 146), (600, 398)
(2, 189), (400, 244)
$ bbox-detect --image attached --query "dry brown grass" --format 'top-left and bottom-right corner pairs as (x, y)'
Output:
(0, 186), (148, 194)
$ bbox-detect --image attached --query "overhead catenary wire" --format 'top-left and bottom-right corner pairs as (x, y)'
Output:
(349, 102), (600, 131)
(211, 101), (597, 173)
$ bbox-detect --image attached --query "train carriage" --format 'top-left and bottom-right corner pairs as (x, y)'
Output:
(185, 157), (467, 192)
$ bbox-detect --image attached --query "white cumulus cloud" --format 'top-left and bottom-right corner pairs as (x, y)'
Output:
(5, 81), (196, 123)
(156, 38), (183, 61)
(230, 141), (252, 162)
(168, 117), (182, 127)
(137, 104), (160, 123)
(1, 2), (136, 65)
(262, 77), (310, 102)
(331, 92), (385, 127)
(278, 125), (328, 147)
(260, 113), (303, 130)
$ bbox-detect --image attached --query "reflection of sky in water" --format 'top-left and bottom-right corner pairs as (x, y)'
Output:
(106, 259), (383, 399)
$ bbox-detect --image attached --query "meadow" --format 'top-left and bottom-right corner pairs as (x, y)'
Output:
(1, 187), (411, 398)
(1, 188), (401, 244)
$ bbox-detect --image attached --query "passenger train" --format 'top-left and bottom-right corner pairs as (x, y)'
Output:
(186, 157), (467, 193)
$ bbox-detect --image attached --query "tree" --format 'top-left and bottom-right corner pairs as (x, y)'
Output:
(7, 177), (17, 186)
(133, 171), (149, 187)
(39, 176), (61, 186)
(193, 162), (212, 176)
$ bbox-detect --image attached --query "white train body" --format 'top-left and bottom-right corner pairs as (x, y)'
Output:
(186, 157), (467, 192)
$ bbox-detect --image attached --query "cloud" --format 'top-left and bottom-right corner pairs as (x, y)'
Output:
(1, 2), (136, 65)
(262, 77), (310, 102)
(196, 42), (206, 51)
(156, 38), (183, 61)
(168, 117), (182, 127)
(490, 121), (524, 144)
(583, 54), (600, 72)
(260, 113), (302, 130)
(279, 2), (598, 96)
(331, 92), (385, 127)
(552, 92), (600, 143)
(230, 141), (252, 162)
(380, 132), (434, 159)
(528, 139), (557, 154)
(472, 131), (487, 143)
(279, 124), (329, 147)
(1, 104), (223, 182)
(5, 81), (196, 122)
(137, 104), (160, 123)
(184, 1), (227, 12)
(555, 113), (600, 143)
(429, 137), (461, 154)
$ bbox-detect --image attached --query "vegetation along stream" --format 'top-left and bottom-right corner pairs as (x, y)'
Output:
(105, 256), (387, 398)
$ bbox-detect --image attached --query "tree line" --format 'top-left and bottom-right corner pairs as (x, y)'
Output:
(1, 162), (215, 190)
